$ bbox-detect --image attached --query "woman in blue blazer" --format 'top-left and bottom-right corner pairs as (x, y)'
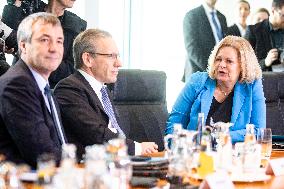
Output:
(166, 36), (265, 143)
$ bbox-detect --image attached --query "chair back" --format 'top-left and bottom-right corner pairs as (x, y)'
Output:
(108, 69), (168, 151)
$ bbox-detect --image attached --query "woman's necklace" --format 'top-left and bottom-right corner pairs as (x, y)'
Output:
(217, 84), (232, 96)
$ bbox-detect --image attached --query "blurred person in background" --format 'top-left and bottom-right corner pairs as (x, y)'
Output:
(245, 0), (284, 71)
(0, 17), (18, 76)
(251, 8), (270, 25)
(0, 45), (10, 76)
(182, 0), (227, 82)
(227, 0), (250, 37)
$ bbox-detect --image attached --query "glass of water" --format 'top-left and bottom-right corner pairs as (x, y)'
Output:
(37, 153), (56, 184)
(257, 128), (272, 160)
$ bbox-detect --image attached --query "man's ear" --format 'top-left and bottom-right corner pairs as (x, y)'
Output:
(82, 52), (93, 67)
(19, 41), (27, 54)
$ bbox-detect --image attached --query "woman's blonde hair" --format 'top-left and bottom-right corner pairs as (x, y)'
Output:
(207, 35), (262, 83)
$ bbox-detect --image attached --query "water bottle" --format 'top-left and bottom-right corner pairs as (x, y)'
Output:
(242, 124), (261, 173)
(53, 144), (83, 189)
(85, 145), (110, 189)
(106, 137), (132, 189)
(197, 113), (205, 146)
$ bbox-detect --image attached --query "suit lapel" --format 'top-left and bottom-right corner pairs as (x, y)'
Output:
(231, 82), (246, 124)
(200, 78), (215, 119)
(74, 71), (105, 113)
(217, 11), (226, 35)
(19, 60), (55, 126)
(234, 24), (241, 37)
(262, 20), (274, 49)
(51, 92), (67, 142)
(200, 6), (215, 40)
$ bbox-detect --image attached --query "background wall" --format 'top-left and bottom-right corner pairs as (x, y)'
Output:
(218, 0), (272, 26)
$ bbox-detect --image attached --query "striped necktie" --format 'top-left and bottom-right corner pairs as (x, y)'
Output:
(100, 86), (125, 136)
(211, 11), (223, 41)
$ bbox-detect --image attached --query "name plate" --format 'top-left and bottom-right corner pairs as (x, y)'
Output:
(266, 158), (284, 176)
(200, 172), (234, 189)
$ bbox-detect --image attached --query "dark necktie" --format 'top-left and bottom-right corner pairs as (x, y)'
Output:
(211, 11), (223, 41)
(100, 86), (125, 136)
(44, 84), (66, 145)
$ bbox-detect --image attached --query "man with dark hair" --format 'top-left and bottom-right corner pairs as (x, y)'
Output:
(54, 29), (158, 159)
(245, 0), (284, 71)
(2, 0), (87, 88)
(0, 12), (66, 168)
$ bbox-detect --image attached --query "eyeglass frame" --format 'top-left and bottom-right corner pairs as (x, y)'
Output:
(88, 52), (120, 60)
(277, 10), (284, 19)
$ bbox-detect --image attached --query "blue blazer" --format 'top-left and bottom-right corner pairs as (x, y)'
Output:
(166, 72), (266, 143)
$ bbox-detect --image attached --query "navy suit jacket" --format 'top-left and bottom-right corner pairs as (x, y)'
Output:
(54, 71), (135, 159)
(183, 5), (227, 82)
(0, 60), (63, 168)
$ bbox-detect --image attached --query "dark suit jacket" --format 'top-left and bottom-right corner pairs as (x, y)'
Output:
(245, 19), (277, 71)
(183, 5), (227, 82)
(54, 71), (135, 159)
(0, 60), (62, 168)
(226, 24), (241, 37)
(0, 57), (10, 76)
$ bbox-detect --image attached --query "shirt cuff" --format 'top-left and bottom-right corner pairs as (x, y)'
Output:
(134, 141), (142, 155)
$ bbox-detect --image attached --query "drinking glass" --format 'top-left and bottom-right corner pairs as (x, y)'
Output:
(257, 128), (272, 160)
(37, 153), (56, 184)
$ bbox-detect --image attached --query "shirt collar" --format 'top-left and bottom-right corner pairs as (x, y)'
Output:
(236, 23), (246, 37)
(28, 67), (49, 93)
(203, 3), (216, 14)
(78, 69), (104, 95)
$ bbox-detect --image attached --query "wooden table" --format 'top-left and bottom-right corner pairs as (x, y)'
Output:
(23, 150), (284, 189)
(234, 150), (284, 189)
(149, 150), (284, 189)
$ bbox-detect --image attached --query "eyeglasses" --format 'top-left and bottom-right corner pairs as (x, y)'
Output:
(277, 10), (284, 19)
(89, 52), (120, 60)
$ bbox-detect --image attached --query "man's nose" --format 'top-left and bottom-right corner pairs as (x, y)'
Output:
(115, 58), (122, 67)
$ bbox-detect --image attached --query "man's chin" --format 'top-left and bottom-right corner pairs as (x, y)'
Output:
(49, 63), (61, 72)
(108, 78), (118, 84)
